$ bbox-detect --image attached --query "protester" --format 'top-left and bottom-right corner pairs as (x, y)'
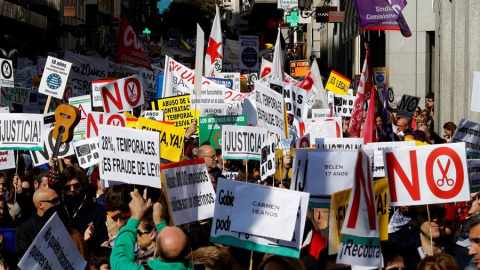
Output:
(443, 121), (457, 143)
(418, 125), (446, 144)
(195, 144), (224, 182)
(417, 253), (460, 270)
(91, 246), (112, 270)
(32, 168), (49, 190)
(257, 255), (305, 270)
(396, 117), (410, 138)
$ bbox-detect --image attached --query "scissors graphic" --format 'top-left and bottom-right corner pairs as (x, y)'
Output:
(436, 159), (454, 187)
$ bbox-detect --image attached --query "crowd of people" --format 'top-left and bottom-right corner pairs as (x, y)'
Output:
(0, 90), (478, 270)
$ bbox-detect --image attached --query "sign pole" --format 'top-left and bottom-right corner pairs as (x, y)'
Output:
(245, 160), (248, 182)
(194, 24), (205, 120)
(426, 204), (433, 255)
(43, 96), (52, 114)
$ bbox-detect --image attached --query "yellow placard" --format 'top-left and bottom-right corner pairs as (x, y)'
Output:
(274, 149), (295, 181)
(328, 178), (389, 254)
(164, 109), (200, 131)
(137, 117), (185, 162)
(151, 95), (190, 113)
(124, 111), (139, 129)
(325, 70), (351, 95)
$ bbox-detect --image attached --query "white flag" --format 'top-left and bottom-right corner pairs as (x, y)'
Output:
(271, 28), (285, 82)
(205, 4), (223, 77)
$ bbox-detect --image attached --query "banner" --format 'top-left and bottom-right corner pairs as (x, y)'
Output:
(353, 0), (405, 33)
(0, 150), (15, 170)
(2, 86), (30, 105)
(210, 178), (309, 258)
(101, 75), (145, 113)
(384, 143), (470, 206)
(396, 94), (420, 120)
(451, 118), (480, 158)
(29, 128), (75, 166)
(136, 117), (184, 162)
(116, 15), (152, 70)
(222, 125), (267, 160)
(363, 141), (415, 177)
(239, 36), (259, 71)
(468, 160), (480, 193)
(199, 115), (247, 149)
(98, 125), (161, 189)
(325, 70), (350, 95)
(161, 158), (216, 225)
(218, 72), (241, 92)
(73, 137), (99, 169)
(69, 95), (92, 140)
(260, 136), (276, 180)
(39, 56), (73, 99)
(86, 112), (127, 138)
(0, 114), (43, 151)
(255, 81), (288, 138)
(18, 213), (87, 270)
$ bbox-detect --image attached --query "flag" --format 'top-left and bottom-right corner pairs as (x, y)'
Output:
(204, 4), (223, 77)
(379, 85), (394, 141)
(348, 44), (372, 138)
(386, 0), (412, 37)
(363, 85), (377, 144)
(116, 15), (152, 70)
(307, 59), (328, 109)
(271, 28), (285, 82)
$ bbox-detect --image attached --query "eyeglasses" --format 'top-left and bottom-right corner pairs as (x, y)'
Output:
(420, 208), (446, 220)
(41, 197), (60, 205)
(137, 230), (151, 237)
(63, 183), (81, 191)
(203, 154), (217, 160)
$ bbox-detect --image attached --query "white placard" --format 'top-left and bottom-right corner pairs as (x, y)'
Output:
(91, 79), (115, 107)
(260, 136), (276, 180)
(364, 141), (415, 177)
(0, 150), (15, 170)
(292, 133), (311, 149)
(255, 81), (287, 138)
(222, 125), (267, 161)
(69, 95), (92, 140)
(199, 103), (227, 117)
(18, 213), (87, 270)
(0, 113), (44, 151)
(39, 56), (72, 99)
(0, 58), (14, 87)
(230, 184), (301, 241)
(297, 117), (343, 139)
(142, 110), (164, 121)
(334, 94), (355, 117)
(0, 107), (9, 113)
(383, 142), (470, 206)
(161, 158), (216, 225)
(311, 109), (331, 118)
(101, 75), (145, 113)
(315, 138), (363, 150)
(73, 137), (99, 169)
(86, 112), (127, 138)
(282, 82), (309, 121)
(218, 72), (241, 92)
(98, 125), (161, 189)
(29, 127), (75, 166)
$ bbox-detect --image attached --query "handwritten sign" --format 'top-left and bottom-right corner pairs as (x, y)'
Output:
(69, 95), (92, 140)
(0, 113), (43, 151)
(3, 87), (30, 105)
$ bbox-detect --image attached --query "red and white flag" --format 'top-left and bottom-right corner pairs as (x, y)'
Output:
(363, 85), (377, 144)
(347, 44), (372, 138)
(116, 15), (152, 70)
(204, 4), (223, 77)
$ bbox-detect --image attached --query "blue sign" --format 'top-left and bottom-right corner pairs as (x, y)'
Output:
(46, 74), (61, 90)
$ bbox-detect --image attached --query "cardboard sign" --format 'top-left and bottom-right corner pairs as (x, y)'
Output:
(325, 70), (351, 95)
(161, 158), (216, 225)
(396, 94), (420, 120)
(363, 141), (415, 177)
(0, 114), (43, 151)
(101, 75), (145, 113)
(311, 109), (330, 118)
(0, 150), (15, 170)
(91, 79), (115, 107)
(222, 125), (267, 161)
(86, 112), (127, 138)
(39, 56), (72, 99)
(255, 81), (288, 138)
(142, 110), (164, 121)
(210, 178), (309, 258)
(69, 95), (92, 140)
(136, 117), (184, 162)
(297, 117), (343, 139)
(98, 125), (161, 189)
(290, 60), (310, 77)
(199, 103), (227, 117)
(0, 58), (14, 87)
(18, 213), (87, 270)
(384, 143), (470, 206)
(29, 128), (74, 166)
(468, 160), (480, 193)
(73, 137), (99, 169)
(329, 178), (389, 255)
(3, 86), (30, 105)
(451, 118), (480, 158)
(334, 94), (355, 117)
(199, 115), (247, 149)
(316, 138), (363, 150)
(260, 136), (276, 180)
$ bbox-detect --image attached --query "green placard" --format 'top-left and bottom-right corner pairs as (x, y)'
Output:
(199, 115), (247, 149)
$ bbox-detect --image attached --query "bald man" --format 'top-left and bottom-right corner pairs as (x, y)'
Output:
(195, 144), (224, 183)
(111, 189), (191, 270)
(396, 117), (410, 135)
(16, 188), (60, 258)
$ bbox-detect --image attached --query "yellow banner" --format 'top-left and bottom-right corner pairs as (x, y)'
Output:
(325, 70), (351, 95)
(164, 109), (200, 131)
(151, 95), (190, 114)
(328, 178), (389, 254)
(137, 117), (185, 162)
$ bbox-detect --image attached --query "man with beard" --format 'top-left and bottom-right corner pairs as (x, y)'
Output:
(59, 166), (107, 250)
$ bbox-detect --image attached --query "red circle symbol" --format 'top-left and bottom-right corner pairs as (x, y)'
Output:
(214, 130), (222, 148)
(425, 147), (464, 199)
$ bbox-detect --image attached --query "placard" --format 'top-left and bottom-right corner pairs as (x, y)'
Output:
(91, 79), (115, 107)
(292, 134), (311, 149)
(73, 137), (99, 169)
(29, 128), (75, 166)
(334, 94), (355, 117)
(255, 81), (288, 138)
(86, 112), (127, 138)
(101, 75), (145, 113)
(297, 117), (343, 139)
(0, 58), (14, 87)
(396, 94), (420, 120)
(239, 36), (259, 71)
(0, 150), (15, 170)
(468, 160), (480, 193)
(161, 158), (216, 225)
(218, 72), (241, 92)
(142, 110), (164, 121)
(325, 70), (350, 95)
(199, 104), (227, 117)
(98, 125), (161, 188)
(290, 60), (309, 77)
(363, 141), (415, 177)
(451, 118), (480, 158)
(199, 115), (247, 149)
(39, 56), (72, 99)
(0, 113), (43, 151)
(222, 125), (267, 160)
(260, 136), (276, 180)
(311, 109), (330, 118)
(2, 86), (30, 105)
(283, 82), (309, 121)
(164, 109), (200, 131)
(69, 95), (92, 140)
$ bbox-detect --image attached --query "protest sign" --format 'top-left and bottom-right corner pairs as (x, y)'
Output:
(329, 178), (389, 254)
(29, 128), (75, 166)
(98, 125), (161, 189)
(290, 60), (310, 77)
(363, 141), (415, 177)
(311, 109), (331, 118)
(39, 56), (72, 99)
(164, 109), (200, 130)
(334, 94), (355, 117)
(161, 158), (216, 225)
(283, 83), (309, 121)
(0, 114), (43, 151)
(325, 70), (350, 95)
(91, 79), (115, 107)
(290, 148), (312, 194)
(101, 75), (145, 113)
(69, 95), (92, 140)
(223, 171), (239, 180)
(137, 117), (184, 162)
(199, 104), (227, 117)
(451, 118), (480, 158)
(260, 136), (276, 181)
(86, 112), (127, 138)
(255, 81), (288, 138)
(316, 138), (363, 150)
(305, 150), (358, 205)
(151, 94), (190, 112)
(384, 143), (470, 206)
(218, 72), (241, 92)
(73, 137), (99, 169)
(296, 117), (342, 139)
(239, 36), (259, 71)
(231, 184), (301, 241)
(142, 110), (164, 121)
(292, 134), (311, 149)
(468, 160), (480, 193)
(211, 178), (309, 258)
(225, 89), (254, 103)
(0, 58), (14, 87)
(396, 94), (420, 120)
(18, 213), (87, 270)
(199, 115), (247, 149)
(0, 150), (15, 170)
(2, 86), (30, 105)
(222, 125), (267, 160)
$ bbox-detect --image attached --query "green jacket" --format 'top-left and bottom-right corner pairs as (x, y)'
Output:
(111, 219), (191, 270)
